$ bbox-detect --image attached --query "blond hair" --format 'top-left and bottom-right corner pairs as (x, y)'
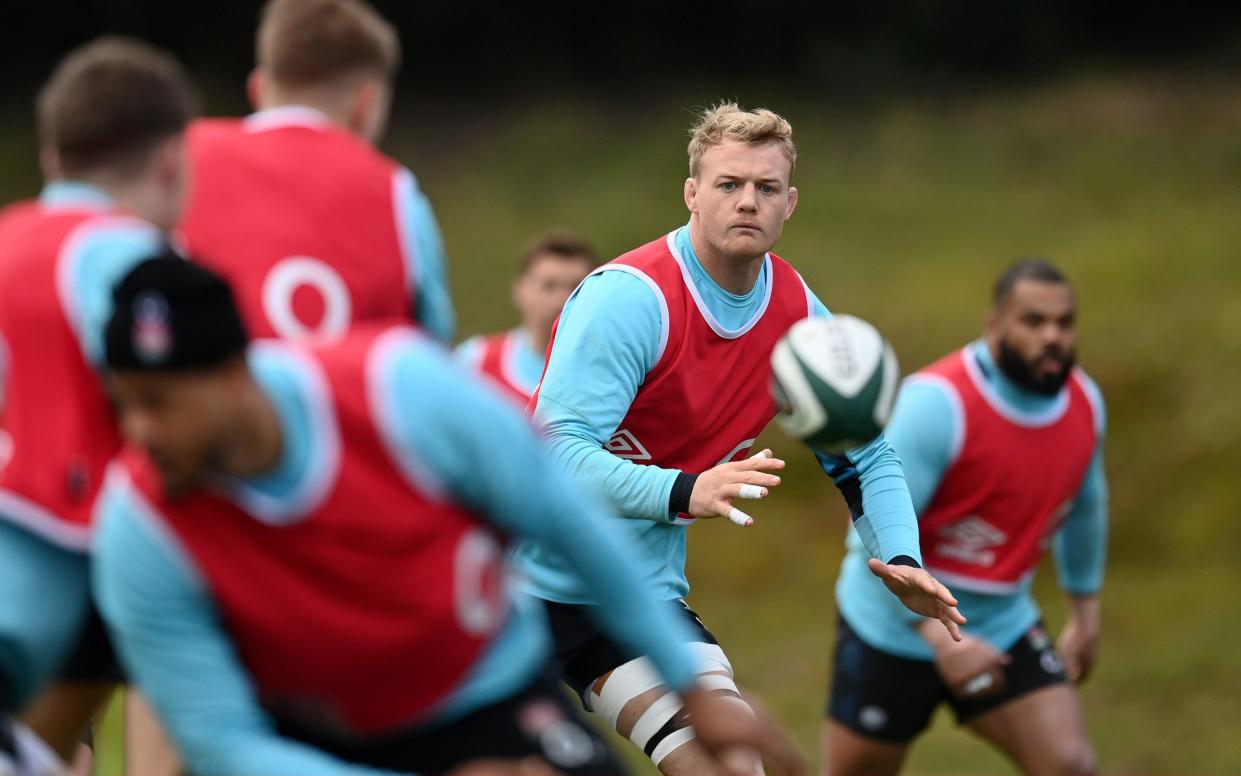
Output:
(687, 102), (796, 178)
(257, 0), (400, 88)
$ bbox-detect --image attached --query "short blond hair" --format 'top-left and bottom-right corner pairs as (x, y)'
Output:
(257, 0), (400, 89)
(687, 102), (796, 179)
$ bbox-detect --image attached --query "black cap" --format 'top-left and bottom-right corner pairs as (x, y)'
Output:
(104, 251), (249, 371)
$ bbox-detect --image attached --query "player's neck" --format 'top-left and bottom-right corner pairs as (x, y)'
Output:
(72, 174), (170, 232)
(687, 219), (764, 296)
(217, 380), (285, 480)
(522, 323), (551, 356)
(258, 90), (352, 132)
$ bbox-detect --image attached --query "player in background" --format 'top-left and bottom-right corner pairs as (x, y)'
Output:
(177, 0), (455, 343)
(512, 103), (964, 776)
(456, 232), (597, 404)
(92, 257), (805, 776)
(825, 260), (1107, 776)
(0, 38), (196, 774)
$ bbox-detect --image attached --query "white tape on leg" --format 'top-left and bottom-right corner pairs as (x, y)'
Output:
(651, 727), (698, 766)
(629, 691), (684, 751)
(738, 484), (765, 500)
(587, 656), (666, 730)
(690, 642), (735, 676)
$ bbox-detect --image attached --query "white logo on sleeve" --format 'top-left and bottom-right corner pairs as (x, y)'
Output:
(606, 429), (651, 461)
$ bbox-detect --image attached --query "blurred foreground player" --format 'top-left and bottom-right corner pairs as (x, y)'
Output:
(93, 258), (805, 776)
(177, 0), (455, 343)
(513, 103), (963, 776)
(136, 1), (461, 765)
(456, 232), (596, 403)
(0, 38), (195, 773)
(826, 260), (1107, 776)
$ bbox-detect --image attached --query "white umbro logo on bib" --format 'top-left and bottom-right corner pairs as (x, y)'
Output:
(606, 429), (652, 461)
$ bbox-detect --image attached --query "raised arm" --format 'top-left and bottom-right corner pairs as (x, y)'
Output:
(806, 290), (963, 636)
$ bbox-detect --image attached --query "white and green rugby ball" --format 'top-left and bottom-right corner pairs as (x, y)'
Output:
(770, 315), (900, 454)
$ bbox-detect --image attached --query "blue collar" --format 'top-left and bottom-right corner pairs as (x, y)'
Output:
(39, 180), (114, 211)
(674, 224), (766, 306)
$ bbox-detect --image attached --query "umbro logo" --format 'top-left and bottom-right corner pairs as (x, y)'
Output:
(606, 429), (651, 461)
(935, 516), (1006, 567)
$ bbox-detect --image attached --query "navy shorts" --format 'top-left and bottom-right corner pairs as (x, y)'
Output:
(544, 599), (719, 700)
(828, 617), (1068, 743)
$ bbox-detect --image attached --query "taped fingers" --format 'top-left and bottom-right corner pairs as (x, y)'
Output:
(727, 507), (753, 527)
(737, 484), (767, 500)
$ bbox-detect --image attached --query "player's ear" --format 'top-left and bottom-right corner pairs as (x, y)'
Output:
(984, 306), (1002, 342)
(246, 69), (265, 112)
(154, 134), (185, 187)
(350, 79), (390, 143)
(684, 177), (698, 214)
(785, 185), (799, 220)
(39, 146), (62, 181)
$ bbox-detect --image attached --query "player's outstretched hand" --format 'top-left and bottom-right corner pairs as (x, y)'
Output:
(682, 684), (806, 776)
(688, 449), (785, 527)
(445, 758), (564, 776)
(867, 558), (966, 641)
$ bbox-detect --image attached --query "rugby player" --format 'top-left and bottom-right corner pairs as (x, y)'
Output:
(134, 1), (461, 766)
(92, 257), (805, 776)
(456, 232), (597, 404)
(512, 103), (964, 775)
(825, 260), (1107, 776)
(0, 38), (195, 773)
(177, 0), (455, 343)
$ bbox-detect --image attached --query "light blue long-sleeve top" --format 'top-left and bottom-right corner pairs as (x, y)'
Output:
(836, 340), (1109, 660)
(0, 181), (162, 709)
(92, 333), (699, 776)
(512, 225), (923, 604)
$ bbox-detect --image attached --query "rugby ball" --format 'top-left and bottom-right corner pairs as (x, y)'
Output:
(770, 315), (900, 454)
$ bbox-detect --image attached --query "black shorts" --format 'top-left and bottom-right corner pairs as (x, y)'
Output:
(55, 603), (124, 685)
(544, 599), (719, 700)
(276, 671), (628, 776)
(827, 617), (1068, 743)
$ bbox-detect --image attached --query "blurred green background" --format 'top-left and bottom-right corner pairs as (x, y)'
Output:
(4, 3), (1241, 774)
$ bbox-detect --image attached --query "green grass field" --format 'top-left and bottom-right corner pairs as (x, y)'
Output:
(48, 71), (1241, 775)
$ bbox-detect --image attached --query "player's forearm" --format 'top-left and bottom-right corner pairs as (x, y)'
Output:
(1066, 593), (1101, 632)
(1053, 451), (1108, 594)
(540, 402), (681, 521)
(838, 436), (922, 564)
